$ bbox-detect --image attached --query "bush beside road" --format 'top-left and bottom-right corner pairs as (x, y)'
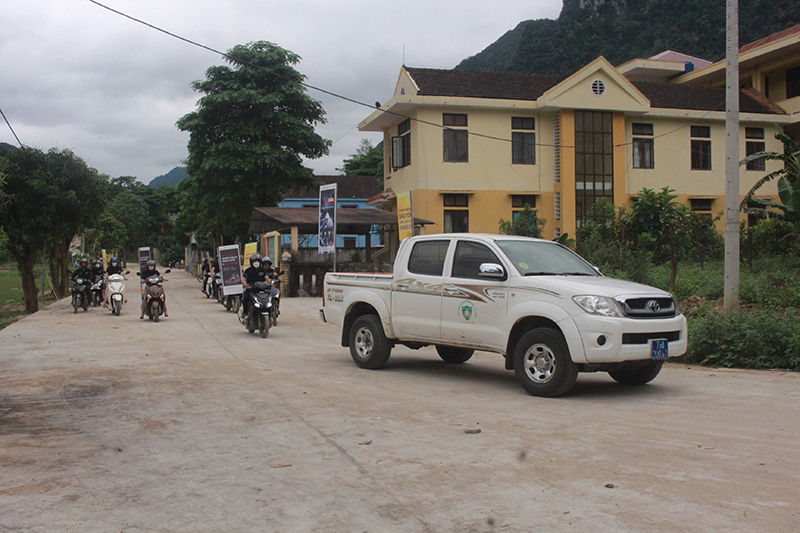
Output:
(1, 271), (799, 532)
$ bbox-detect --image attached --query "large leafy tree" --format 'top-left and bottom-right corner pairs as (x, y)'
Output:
(177, 41), (330, 241)
(0, 147), (106, 311)
(498, 204), (546, 238)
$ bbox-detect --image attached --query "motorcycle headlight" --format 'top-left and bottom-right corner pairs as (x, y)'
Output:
(572, 295), (624, 318)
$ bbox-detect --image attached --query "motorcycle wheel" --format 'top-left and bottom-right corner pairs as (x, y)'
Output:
(271, 309), (278, 327)
(82, 295), (89, 311)
(260, 314), (270, 338)
(73, 294), (78, 314)
(247, 310), (255, 334)
(225, 297), (232, 311)
(233, 296), (241, 313)
(112, 300), (120, 316)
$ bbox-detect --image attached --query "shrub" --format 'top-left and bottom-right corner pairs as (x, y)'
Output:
(682, 307), (800, 370)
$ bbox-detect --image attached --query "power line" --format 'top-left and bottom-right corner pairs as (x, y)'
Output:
(87, 0), (729, 153)
(0, 105), (23, 147)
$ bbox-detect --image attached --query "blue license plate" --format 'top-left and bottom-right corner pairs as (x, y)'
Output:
(651, 339), (669, 360)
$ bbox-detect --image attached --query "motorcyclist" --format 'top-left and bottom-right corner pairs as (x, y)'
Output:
(103, 257), (126, 307)
(241, 254), (277, 325)
(71, 258), (93, 283)
(140, 259), (168, 319)
(91, 259), (106, 280)
(201, 258), (211, 292)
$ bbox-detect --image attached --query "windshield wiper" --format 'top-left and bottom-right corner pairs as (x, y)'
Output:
(557, 272), (594, 276)
(524, 272), (555, 276)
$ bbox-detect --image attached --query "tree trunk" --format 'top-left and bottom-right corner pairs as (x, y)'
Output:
(15, 249), (40, 313)
(47, 236), (73, 299)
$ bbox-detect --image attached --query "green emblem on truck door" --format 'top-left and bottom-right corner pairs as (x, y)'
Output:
(460, 301), (474, 321)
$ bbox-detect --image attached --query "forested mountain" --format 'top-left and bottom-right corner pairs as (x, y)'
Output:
(458, 0), (800, 75)
(148, 166), (186, 188)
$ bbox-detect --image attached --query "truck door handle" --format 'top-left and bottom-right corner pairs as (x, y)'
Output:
(444, 286), (459, 293)
(396, 282), (409, 289)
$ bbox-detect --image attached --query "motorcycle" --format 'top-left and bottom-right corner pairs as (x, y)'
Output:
(224, 293), (241, 313)
(201, 272), (213, 298)
(215, 273), (225, 305)
(91, 274), (106, 307)
(211, 272), (222, 302)
(107, 272), (129, 316)
(241, 280), (274, 338)
(71, 277), (91, 313)
(269, 271), (284, 326)
(138, 269), (171, 322)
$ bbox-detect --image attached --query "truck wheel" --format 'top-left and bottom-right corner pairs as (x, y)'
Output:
(608, 361), (663, 385)
(436, 345), (474, 364)
(349, 315), (392, 369)
(513, 328), (578, 397)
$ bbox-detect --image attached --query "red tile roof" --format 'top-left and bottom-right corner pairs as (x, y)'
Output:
(739, 23), (800, 54)
(284, 175), (382, 200)
(405, 67), (784, 115)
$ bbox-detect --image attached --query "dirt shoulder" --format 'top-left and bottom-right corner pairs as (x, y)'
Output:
(1, 271), (799, 532)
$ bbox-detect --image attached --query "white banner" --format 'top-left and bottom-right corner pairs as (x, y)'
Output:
(319, 183), (337, 254)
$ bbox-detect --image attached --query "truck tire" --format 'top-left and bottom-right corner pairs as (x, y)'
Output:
(513, 328), (578, 397)
(349, 315), (392, 369)
(436, 345), (474, 364)
(608, 361), (663, 385)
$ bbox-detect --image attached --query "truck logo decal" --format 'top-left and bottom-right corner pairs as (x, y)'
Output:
(460, 301), (475, 321)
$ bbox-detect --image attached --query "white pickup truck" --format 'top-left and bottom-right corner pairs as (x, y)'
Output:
(320, 233), (687, 397)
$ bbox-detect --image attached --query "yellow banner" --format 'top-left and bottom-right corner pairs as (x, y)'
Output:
(101, 249), (108, 268)
(243, 242), (258, 268)
(397, 192), (413, 242)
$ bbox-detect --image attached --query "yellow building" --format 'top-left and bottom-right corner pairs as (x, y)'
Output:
(359, 25), (800, 240)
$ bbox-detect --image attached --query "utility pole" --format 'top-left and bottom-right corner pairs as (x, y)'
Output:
(724, 0), (740, 311)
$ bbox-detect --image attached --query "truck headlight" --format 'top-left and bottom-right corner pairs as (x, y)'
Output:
(573, 295), (624, 317)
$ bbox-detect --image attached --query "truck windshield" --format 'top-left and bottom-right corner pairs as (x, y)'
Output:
(494, 240), (599, 277)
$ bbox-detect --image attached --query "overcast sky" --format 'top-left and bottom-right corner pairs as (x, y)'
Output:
(1, 1), (564, 184)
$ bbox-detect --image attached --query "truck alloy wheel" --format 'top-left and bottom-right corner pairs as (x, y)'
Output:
(349, 315), (392, 369)
(513, 328), (578, 397)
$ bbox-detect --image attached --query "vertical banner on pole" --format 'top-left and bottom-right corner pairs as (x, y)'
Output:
(138, 247), (151, 275)
(397, 192), (414, 242)
(101, 249), (108, 269)
(319, 183), (337, 254)
(218, 244), (243, 296)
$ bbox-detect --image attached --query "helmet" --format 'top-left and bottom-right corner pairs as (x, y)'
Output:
(93, 259), (101, 267)
(250, 254), (261, 266)
(263, 256), (272, 265)
(79, 257), (88, 265)
(147, 259), (156, 269)
(110, 256), (118, 263)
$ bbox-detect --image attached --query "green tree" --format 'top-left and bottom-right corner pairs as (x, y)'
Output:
(177, 41), (330, 242)
(629, 187), (694, 292)
(498, 204), (546, 238)
(0, 147), (106, 311)
(339, 138), (384, 185)
(740, 127), (800, 262)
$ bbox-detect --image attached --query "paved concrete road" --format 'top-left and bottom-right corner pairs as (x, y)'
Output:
(1, 271), (799, 532)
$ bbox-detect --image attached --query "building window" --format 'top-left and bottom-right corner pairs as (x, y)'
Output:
(787, 66), (800, 99)
(690, 198), (713, 212)
(690, 125), (711, 171)
(745, 127), (766, 171)
(391, 119), (411, 169)
(443, 194), (468, 207)
(443, 113), (468, 163)
(444, 210), (469, 233)
(511, 194), (537, 221)
(632, 123), (654, 169)
(512, 117), (536, 165)
(575, 110), (614, 226)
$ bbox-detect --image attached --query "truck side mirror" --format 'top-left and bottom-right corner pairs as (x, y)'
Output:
(478, 263), (505, 279)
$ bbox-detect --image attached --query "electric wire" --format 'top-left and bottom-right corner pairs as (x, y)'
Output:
(87, 0), (731, 153)
(0, 105), (23, 147)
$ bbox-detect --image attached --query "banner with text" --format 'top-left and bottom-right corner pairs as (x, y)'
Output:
(319, 183), (337, 254)
(243, 242), (258, 268)
(397, 192), (413, 242)
(218, 244), (243, 296)
(138, 247), (151, 275)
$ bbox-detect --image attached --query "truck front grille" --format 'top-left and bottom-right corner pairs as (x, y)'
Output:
(615, 295), (677, 318)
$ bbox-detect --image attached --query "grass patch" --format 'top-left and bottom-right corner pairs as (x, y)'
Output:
(0, 262), (55, 330)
